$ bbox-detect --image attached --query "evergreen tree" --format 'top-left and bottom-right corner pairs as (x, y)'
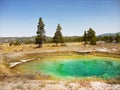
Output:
(52, 24), (64, 45)
(35, 17), (46, 47)
(115, 34), (120, 43)
(90, 36), (96, 45)
(87, 28), (96, 45)
(82, 31), (87, 45)
(108, 36), (114, 43)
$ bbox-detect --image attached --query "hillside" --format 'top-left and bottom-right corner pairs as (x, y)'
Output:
(98, 32), (120, 36)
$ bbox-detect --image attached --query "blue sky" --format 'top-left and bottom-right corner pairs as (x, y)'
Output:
(0, 0), (120, 37)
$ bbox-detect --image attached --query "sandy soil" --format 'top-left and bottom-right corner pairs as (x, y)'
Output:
(0, 78), (120, 90)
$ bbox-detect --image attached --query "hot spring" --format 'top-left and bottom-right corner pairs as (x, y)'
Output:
(14, 56), (120, 80)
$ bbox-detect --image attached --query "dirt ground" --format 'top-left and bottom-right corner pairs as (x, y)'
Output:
(0, 78), (120, 90)
(0, 42), (120, 90)
(0, 42), (120, 54)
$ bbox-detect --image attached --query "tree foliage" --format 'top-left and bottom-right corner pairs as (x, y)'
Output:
(87, 28), (96, 45)
(52, 24), (64, 45)
(35, 17), (46, 47)
(82, 28), (96, 45)
(82, 31), (87, 44)
(9, 40), (21, 46)
(97, 34), (120, 43)
(115, 34), (120, 43)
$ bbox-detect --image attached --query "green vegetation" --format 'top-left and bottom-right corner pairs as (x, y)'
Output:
(82, 28), (96, 45)
(87, 28), (96, 45)
(82, 31), (87, 45)
(9, 40), (21, 46)
(115, 34), (120, 43)
(52, 24), (64, 46)
(97, 34), (120, 43)
(64, 36), (82, 42)
(35, 17), (46, 48)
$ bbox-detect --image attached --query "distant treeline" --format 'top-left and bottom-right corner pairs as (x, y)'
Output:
(0, 36), (83, 44)
(46, 36), (83, 43)
(0, 34), (120, 45)
(0, 37), (35, 44)
(97, 34), (120, 43)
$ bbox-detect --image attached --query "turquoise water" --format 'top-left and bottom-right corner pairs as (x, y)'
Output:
(15, 56), (120, 79)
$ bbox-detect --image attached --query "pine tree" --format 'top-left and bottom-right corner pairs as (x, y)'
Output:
(115, 34), (120, 43)
(108, 36), (114, 43)
(90, 36), (96, 45)
(52, 24), (64, 46)
(82, 31), (87, 45)
(35, 17), (46, 48)
(87, 28), (96, 45)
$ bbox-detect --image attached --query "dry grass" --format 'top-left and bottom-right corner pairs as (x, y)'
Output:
(0, 42), (120, 54)
(0, 43), (35, 53)
(0, 58), (13, 77)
